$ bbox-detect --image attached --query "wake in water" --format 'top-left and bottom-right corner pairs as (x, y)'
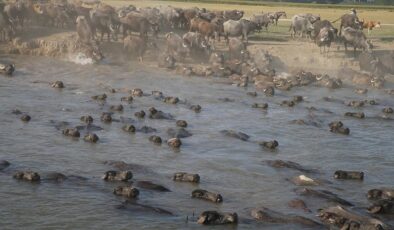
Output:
(68, 52), (95, 65)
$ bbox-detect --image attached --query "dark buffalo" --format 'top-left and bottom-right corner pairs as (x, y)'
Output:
(223, 10), (244, 20)
(333, 13), (363, 36)
(89, 8), (118, 41)
(119, 12), (159, 38)
(198, 11), (216, 21)
(316, 27), (335, 54)
(310, 20), (337, 40)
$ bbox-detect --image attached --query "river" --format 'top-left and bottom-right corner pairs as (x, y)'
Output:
(0, 54), (393, 229)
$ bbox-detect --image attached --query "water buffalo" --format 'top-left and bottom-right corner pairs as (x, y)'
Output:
(76, 15), (93, 44)
(119, 13), (159, 39)
(198, 211), (238, 225)
(158, 5), (180, 29)
(189, 16), (207, 32)
(33, 3), (74, 28)
(290, 15), (314, 38)
(223, 19), (260, 43)
(90, 9), (118, 41)
(318, 206), (390, 229)
(333, 13), (363, 36)
(295, 13), (320, 24)
(228, 37), (248, 60)
(116, 5), (137, 16)
(268, 11), (287, 26)
(165, 32), (189, 59)
(316, 27), (335, 54)
(198, 11), (215, 21)
(310, 20), (337, 40)
(341, 27), (372, 57)
(4, 1), (28, 29)
(0, 63), (15, 75)
(139, 7), (162, 26)
(195, 18), (223, 41)
(359, 51), (394, 76)
(250, 13), (274, 31)
(223, 10), (244, 20)
(183, 7), (200, 28)
(123, 35), (147, 62)
(182, 32), (211, 57)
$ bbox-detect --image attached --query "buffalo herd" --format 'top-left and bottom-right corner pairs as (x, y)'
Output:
(0, 0), (379, 63)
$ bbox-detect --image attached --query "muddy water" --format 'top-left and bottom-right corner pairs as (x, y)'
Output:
(0, 55), (393, 229)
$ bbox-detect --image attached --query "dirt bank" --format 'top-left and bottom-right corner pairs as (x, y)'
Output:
(1, 25), (393, 85)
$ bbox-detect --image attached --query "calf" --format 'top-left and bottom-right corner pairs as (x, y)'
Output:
(363, 20), (381, 35)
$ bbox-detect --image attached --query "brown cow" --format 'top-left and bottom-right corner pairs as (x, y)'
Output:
(362, 20), (381, 35)
(197, 20), (218, 41)
(189, 16), (206, 32)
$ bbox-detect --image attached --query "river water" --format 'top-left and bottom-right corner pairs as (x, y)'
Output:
(0, 54), (393, 229)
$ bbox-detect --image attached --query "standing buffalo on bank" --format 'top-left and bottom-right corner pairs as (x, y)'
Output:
(118, 12), (159, 39)
(223, 19), (260, 43)
(289, 15), (315, 38)
(267, 11), (287, 26)
(250, 13), (274, 32)
(89, 7), (118, 41)
(315, 27), (335, 54)
(333, 12), (363, 36)
(223, 10), (244, 21)
(310, 20), (337, 40)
